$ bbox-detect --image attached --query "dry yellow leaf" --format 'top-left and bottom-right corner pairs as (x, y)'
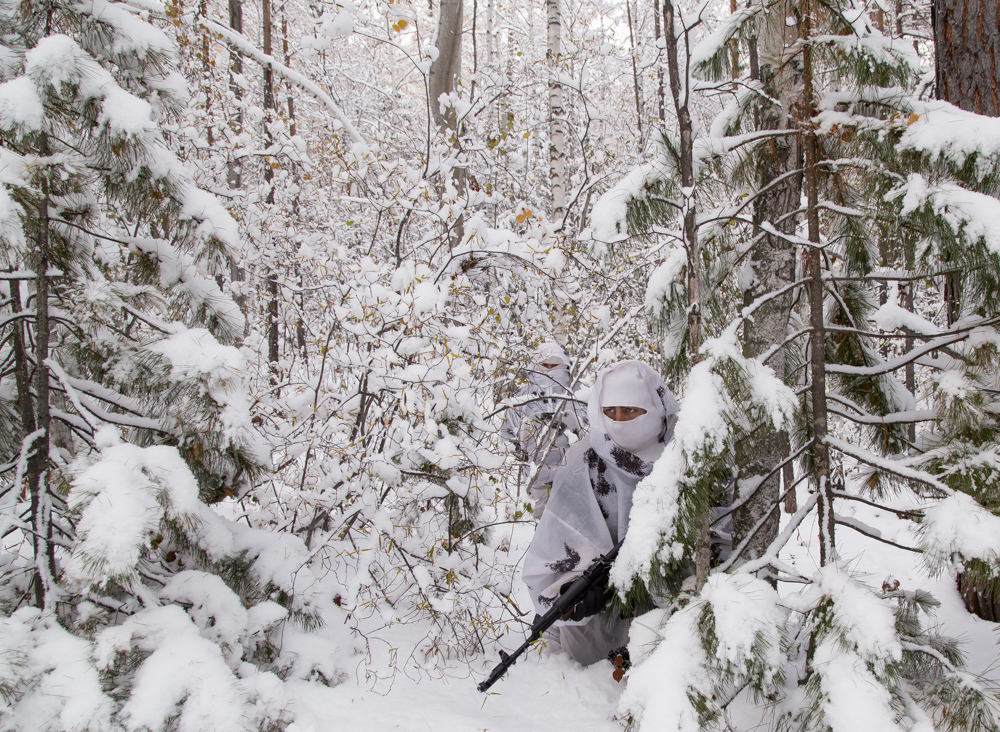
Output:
(907, 113), (920, 126)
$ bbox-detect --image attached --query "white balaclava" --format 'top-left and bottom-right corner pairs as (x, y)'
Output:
(599, 362), (667, 462)
(535, 341), (571, 369)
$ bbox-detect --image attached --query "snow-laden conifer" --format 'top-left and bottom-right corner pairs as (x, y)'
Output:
(0, 0), (355, 727)
(594, 0), (1000, 729)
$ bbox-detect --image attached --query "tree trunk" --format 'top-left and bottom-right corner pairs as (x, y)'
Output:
(625, 0), (643, 148)
(485, 0), (494, 69)
(428, 0), (467, 255)
(733, 1), (802, 565)
(663, 0), (710, 589)
(29, 189), (54, 607)
(263, 0), (279, 378)
(934, 0), (1000, 116)
(934, 0), (1000, 620)
(546, 0), (567, 223)
(223, 0), (247, 321)
(652, 0), (665, 129)
(197, 0), (214, 146)
(226, 0), (244, 190)
(934, 0), (1000, 324)
(429, 0), (463, 131)
(802, 0), (834, 566)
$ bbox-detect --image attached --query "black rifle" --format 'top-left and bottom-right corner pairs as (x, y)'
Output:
(477, 539), (624, 692)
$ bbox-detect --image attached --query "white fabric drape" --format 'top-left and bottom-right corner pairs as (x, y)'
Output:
(521, 361), (679, 665)
(501, 365), (587, 516)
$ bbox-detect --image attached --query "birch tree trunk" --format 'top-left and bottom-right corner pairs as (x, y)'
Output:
(652, 0), (665, 129)
(485, 0), (494, 69)
(546, 0), (567, 223)
(625, 0), (644, 148)
(427, 0), (467, 257)
(226, 0), (243, 190)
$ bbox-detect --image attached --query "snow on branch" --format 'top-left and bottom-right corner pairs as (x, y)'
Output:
(921, 492), (1000, 572)
(586, 162), (671, 248)
(55, 372), (157, 423)
(826, 392), (936, 426)
(45, 359), (100, 433)
(825, 435), (953, 496)
(900, 99), (1000, 166)
(122, 235), (244, 340)
(689, 3), (756, 70)
(826, 332), (967, 376)
(898, 174), (1000, 256)
(198, 17), (366, 147)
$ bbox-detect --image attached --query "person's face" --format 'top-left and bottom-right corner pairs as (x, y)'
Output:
(602, 406), (647, 422)
(540, 361), (562, 370)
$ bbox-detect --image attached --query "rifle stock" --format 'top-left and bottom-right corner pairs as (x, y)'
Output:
(477, 539), (624, 693)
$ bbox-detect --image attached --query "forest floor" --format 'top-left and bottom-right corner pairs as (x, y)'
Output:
(280, 491), (1000, 732)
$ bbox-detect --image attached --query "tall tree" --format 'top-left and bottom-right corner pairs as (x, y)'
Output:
(429, 0), (463, 131)
(606, 1), (1000, 728)
(546, 0), (567, 223)
(934, 0), (1000, 621)
(731, 0), (804, 569)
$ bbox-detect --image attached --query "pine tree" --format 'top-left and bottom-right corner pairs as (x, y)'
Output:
(601, 0), (1000, 728)
(932, 0), (1000, 621)
(0, 1), (349, 727)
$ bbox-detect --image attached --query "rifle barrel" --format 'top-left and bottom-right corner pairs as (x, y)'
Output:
(476, 539), (624, 693)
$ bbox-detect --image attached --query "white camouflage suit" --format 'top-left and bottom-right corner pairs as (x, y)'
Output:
(521, 360), (679, 666)
(501, 344), (587, 517)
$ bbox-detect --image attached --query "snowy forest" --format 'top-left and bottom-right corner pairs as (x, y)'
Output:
(2, 0), (1000, 728)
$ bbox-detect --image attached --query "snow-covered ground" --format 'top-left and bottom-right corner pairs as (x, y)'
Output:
(291, 648), (626, 732)
(280, 488), (1000, 732)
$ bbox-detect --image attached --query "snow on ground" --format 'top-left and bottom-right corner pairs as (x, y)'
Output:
(289, 645), (627, 732)
(282, 521), (630, 731)
(799, 487), (1000, 680)
(280, 483), (998, 732)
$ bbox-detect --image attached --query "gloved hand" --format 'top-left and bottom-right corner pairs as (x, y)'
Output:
(559, 574), (610, 622)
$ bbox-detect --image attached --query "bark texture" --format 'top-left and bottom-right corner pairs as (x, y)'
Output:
(546, 0), (567, 222)
(662, 0), (710, 587)
(732, 0), (802, 566)
(958, 572), (1000, 621)
(802, 0), (833, 566)
(934, 0), (1000, 116)
(29, 188), (54, 607)
(262, 0), (280, 374)
(935, 0), (1000, 621)
(429, 0), (464, 130)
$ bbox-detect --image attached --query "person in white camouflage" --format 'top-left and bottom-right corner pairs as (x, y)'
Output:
(501, 342), (587, 517)
(522, 360), (679, 667)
